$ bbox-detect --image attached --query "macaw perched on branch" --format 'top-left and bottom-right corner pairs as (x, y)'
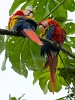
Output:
(8, 6), (43, 45)
(39, 18), (66, 94)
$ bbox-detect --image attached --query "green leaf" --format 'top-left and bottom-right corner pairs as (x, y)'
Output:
(9, 0), (26, 15)
(21, 1), (31, 10)
(10, 97), (17, 100)
(21, 39), (44, 71)
(9, 0), (68, 22)
(33, 68), (49, 84)
(33, 68), (50, 93)
(70, 37), (75, 48)
(9, 94), (25, 100)
(55, 76), (62, 92)
(6, 36), (44, 76)
(57, 51), (67, 69)
(34, 0), (48, 21)
(27, 0), (35, 6)
(54, 17), (67, 23)
(64, 22), (75, 34)
(63, 42), (72, 52)
(56, 97), (65, 100)
(48, 0), (67, 20)
(59, 67), (75, 85)
(63, 0), (75, 12)
(21, 0), (35, 10)
(6, 37), (28, 77)
(39, 76), (49, 94)
(48, 76), (62, 93)
(70, 37), (75, 43)
(59, 76), (68, 86)
(0, 36), (5, 54)
(9, 94), (17, 100)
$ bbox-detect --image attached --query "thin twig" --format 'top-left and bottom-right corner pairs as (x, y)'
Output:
(43, 0), (66, 20)
(59, 54), (66, 68)
(0, 29), (75, 59)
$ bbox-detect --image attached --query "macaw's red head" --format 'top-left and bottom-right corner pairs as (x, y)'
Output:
(39, 18), (60, 31)
(13, 6), (34, 17)
(13, 10), (25, 16)
(39, 20), (49, 30)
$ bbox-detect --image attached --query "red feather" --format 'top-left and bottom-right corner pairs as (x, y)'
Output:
(13, 10), (24, 16)
(8, 10), (43, 45)
(45, 52), (58, 94)
(39, 18), (66, 94)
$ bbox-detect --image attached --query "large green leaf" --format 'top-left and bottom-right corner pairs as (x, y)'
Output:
(6, 37), (28, 77)
(33, 70), (67, 93)
(6, 36), (44, 77)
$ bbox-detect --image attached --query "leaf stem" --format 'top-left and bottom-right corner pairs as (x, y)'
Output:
(43, 0), (66, 20)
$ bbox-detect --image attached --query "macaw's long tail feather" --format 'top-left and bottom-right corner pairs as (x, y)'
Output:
(50, 70), (55, 94)
(44, 52), (58, 94)
(22, 29), (43, 45)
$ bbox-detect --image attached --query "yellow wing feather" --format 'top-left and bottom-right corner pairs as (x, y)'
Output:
(8, 16), (19, 30)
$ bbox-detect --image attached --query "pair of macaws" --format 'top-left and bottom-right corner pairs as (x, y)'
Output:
(8, 6), (66, 94)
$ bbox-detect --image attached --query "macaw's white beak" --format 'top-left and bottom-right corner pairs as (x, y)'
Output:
(39, 25), (44, 30)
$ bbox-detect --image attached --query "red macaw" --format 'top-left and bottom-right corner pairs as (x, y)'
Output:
(39, 18), (66, 94)
(8, 6), (43, 45)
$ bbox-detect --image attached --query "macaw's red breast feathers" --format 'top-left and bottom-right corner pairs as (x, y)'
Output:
(39, 18), (66, 94)
(8, 6), (43, 45)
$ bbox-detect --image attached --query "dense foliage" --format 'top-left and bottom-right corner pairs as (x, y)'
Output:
(0, 0), (75, 95)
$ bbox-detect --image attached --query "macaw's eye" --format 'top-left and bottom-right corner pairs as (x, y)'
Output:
(39, 25), (44, 30)
(29, 12), (33, 17)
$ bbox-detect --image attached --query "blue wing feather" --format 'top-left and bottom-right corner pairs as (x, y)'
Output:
(13, 17), (37, 31)
(41, 25), (54, 56)
(46, 24), (54, 39)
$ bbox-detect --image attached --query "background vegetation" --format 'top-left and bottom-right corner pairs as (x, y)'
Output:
(0, 0), (75, 99)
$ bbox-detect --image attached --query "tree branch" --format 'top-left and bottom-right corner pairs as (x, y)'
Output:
(39, 36), (75, 59)
(0, 29), (75, 59)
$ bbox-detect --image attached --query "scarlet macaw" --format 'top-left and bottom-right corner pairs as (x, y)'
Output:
(39, 18), (66, 94)
(8, 6), (43, 45)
